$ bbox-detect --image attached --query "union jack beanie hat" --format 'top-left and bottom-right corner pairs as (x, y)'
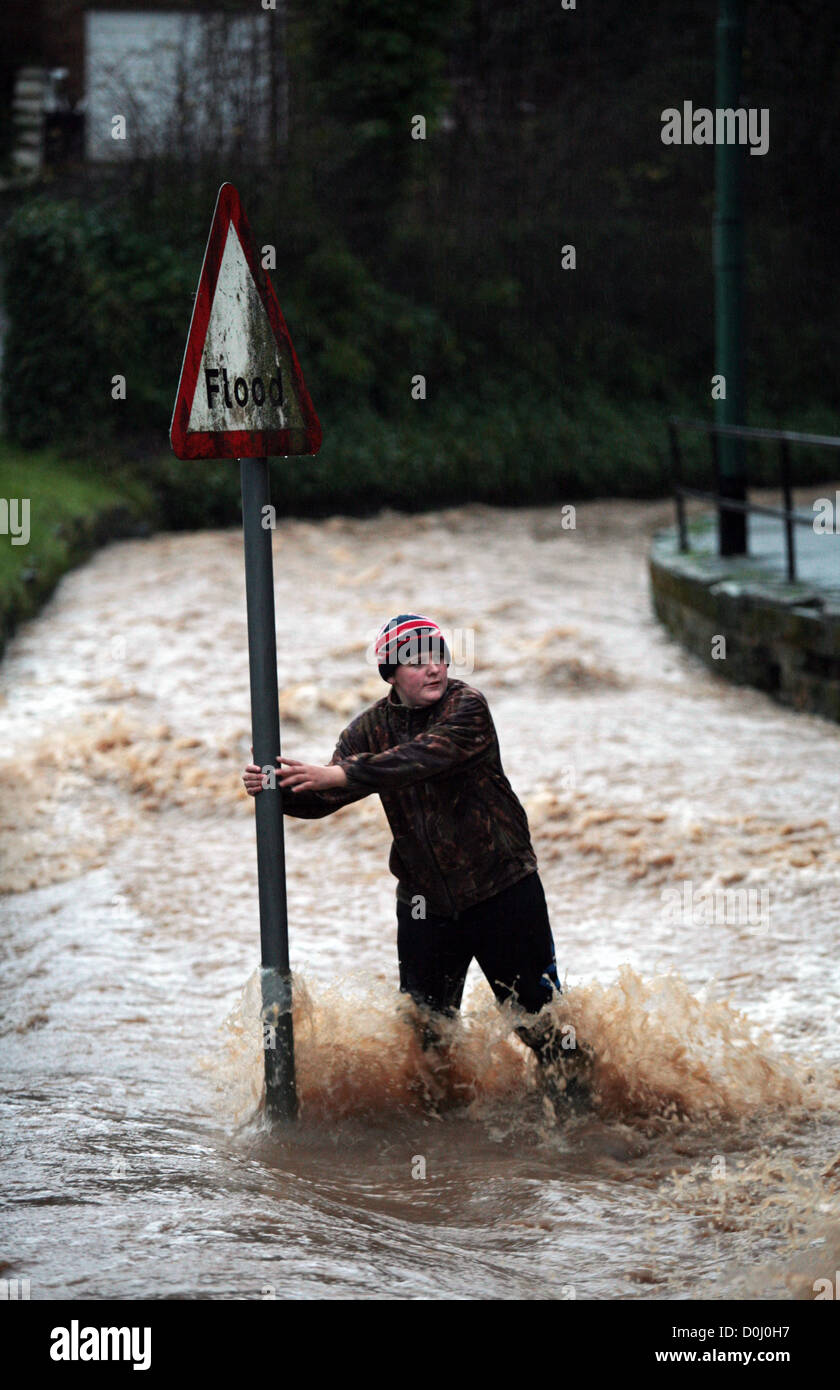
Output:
(374, 613), (451, 682)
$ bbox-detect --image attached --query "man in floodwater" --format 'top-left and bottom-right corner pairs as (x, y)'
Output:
(242, 612), (593, 1114)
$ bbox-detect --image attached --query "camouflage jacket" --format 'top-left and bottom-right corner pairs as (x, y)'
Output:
(282, 678), (538, 916)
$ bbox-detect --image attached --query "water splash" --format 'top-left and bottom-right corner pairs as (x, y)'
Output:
(201, 965), (822, 1135)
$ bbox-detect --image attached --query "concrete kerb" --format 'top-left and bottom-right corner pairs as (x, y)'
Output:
(648, 521), (840, 723)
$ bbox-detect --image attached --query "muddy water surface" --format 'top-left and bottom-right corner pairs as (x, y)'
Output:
(2, 498), (839, 1300)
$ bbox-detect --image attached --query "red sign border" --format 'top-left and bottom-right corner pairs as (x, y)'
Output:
(170, 183), (322, 460)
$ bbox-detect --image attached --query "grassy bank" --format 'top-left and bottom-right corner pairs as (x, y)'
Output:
(0, 441), (153, 657)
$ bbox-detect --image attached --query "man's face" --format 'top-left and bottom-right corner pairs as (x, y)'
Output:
(388, 655), (449, 708)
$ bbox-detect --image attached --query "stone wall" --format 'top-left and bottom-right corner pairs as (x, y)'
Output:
(649, 528), (840, 724)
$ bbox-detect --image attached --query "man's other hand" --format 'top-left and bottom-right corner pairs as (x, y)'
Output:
(242, 761), (265, 796)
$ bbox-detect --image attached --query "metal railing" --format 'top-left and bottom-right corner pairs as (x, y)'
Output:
(667, 416), (840, 583)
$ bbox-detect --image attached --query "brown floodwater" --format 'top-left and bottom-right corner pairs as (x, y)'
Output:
(2, 497), (839, 1300)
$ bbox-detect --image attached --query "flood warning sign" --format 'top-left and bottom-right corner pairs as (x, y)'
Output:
(188, 223), (288, 433)
(170, 183), (321, 460)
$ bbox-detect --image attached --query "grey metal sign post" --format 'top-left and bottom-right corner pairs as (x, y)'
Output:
(170, 184), (322, 1125)
(240, 455), (297, 1121)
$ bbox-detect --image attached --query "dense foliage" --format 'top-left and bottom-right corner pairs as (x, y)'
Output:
(1, 0), (837, 521)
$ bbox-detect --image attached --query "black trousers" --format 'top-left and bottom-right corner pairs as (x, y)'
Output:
(396, 870), (563, 1062)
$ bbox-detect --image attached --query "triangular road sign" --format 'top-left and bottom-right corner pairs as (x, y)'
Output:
(170, 183), (322, 459)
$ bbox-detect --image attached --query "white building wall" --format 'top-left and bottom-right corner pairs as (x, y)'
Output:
(84, 10), (273, 161)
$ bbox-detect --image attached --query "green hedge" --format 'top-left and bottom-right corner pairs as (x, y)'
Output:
(3, 197), (835, 531)
(145, 385), (671, 530)
(1, 198), (195, 448)
(0, 197), (466, 451)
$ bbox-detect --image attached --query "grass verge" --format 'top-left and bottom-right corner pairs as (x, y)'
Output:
(0, 440), (154, 657)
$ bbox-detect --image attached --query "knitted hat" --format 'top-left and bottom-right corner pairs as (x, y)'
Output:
(375, 614), (451, 682)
